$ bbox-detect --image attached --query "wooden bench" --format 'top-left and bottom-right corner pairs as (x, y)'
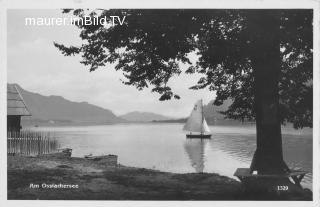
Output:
(234, 168), (308, 188)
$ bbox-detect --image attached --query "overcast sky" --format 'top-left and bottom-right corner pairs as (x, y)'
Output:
(7, 9), (215, 118)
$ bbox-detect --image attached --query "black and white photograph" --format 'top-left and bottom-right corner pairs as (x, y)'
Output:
(0, 0), (319, 206)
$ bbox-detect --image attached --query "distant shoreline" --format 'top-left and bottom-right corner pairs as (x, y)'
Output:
(21, 120), (312, 131)
(22, 117), (256, 127)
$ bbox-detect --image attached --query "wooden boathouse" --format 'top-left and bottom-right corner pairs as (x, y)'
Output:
(7, 84), (31, 132)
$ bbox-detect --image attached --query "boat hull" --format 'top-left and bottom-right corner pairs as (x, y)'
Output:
(186, 134), (211, 139)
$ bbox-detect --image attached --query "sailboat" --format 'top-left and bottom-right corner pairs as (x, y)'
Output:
(183, 99), (212, 139)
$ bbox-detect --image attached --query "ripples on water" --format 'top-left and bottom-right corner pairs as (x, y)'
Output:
(31, 123), (313, 189)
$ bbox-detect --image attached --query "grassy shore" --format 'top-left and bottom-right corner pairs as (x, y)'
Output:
(7, 155), (312, 200)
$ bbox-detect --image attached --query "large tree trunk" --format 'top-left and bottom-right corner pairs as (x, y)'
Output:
(248, 10), (290, 175)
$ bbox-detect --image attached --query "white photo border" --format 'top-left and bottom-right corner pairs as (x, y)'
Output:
(0, 0), (319, 207)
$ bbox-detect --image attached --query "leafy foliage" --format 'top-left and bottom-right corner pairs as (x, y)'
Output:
(54, 9), (313, 128)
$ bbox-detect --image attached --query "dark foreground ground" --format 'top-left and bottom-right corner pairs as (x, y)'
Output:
(7, 156), (312, 200)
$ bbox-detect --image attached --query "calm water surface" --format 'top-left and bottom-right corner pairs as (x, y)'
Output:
(31, 123), (313, 189)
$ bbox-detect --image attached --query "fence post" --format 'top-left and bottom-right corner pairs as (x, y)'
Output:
(7, 131), (10, 154)
(13, 131), (16, 154)
(38, 132), (40, 155)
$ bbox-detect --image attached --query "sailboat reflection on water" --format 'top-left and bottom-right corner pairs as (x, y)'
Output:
(184, 139), (208, 173)
(183, 99), (212, 139)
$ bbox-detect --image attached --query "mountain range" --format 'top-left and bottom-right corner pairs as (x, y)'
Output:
(16, 85), (124, 125)
(11, 84), (237, 126)
(203, 99), (238, 125)
(119, 111), (172, 122)
(153, 99), (241, 125)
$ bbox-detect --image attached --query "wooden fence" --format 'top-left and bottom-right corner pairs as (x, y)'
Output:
(7, 131), (59, 156)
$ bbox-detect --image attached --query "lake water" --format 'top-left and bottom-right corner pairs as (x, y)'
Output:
(30, 123), (313, 189)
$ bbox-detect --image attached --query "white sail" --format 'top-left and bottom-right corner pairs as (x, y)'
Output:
(201, 119), (211, 133)
(183, 100), (211, 134)
(183, 100), (203, 132)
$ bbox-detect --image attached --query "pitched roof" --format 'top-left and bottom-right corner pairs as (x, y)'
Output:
(7, 84), (31, 116)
